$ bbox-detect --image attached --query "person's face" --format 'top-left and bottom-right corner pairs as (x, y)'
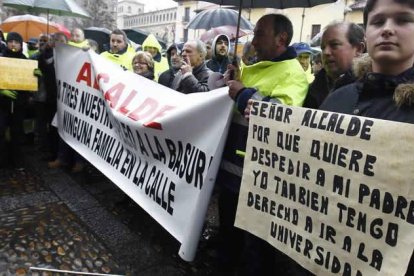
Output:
(205, 43), (212, 60)
(28, 42), (38, 51)
(321, 25), (362, 80)
(170, 48), (183, 69)
(7, 40), (21, 52)
(53, 35), (67, 46)
(312, 60), (323, 75)
(39, 36), (49, 50)
(215, 38), (228, 56)
(182, 42), (203, 67)
(132, 57), (150, 75)
(251, 16), (283, 61)
(297, 53), (311, 71)
(71, 29), (84, 43)
(110, 34), (127, 54)
(145, 46), (158, 57)
(366, 0), (414, 74)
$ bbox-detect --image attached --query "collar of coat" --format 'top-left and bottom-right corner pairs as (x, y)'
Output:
(353, 54), (414, 107)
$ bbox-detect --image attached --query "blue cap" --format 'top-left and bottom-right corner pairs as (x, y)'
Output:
(292, 42), (312, 55)
(28, 37), (38, 44)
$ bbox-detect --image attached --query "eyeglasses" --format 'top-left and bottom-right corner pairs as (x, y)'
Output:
(134, 61), (148, 66)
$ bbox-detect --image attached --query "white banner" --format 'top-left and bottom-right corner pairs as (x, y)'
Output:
(54, 44), (234, 261)
(236, 101), (414, 276)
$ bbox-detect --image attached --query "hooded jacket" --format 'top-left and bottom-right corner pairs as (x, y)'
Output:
(0, 32), (29, 112)
(206, 34), (232, 74)
(158, 43), (184, 88)
(142, 34), (169, 81)
(100, 44), (135, 71)
(68, 39), (90, 49)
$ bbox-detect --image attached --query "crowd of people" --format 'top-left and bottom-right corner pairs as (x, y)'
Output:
(1, 0), (414, 274)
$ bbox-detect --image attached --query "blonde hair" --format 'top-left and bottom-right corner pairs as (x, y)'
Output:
(132, 51), (154, 71)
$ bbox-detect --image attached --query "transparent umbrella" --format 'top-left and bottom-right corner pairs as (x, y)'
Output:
(3, 0), (90, 18)
(186, 8), (253, 30)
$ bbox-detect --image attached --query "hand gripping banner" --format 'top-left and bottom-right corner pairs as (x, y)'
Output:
(54, 44), (234, 261)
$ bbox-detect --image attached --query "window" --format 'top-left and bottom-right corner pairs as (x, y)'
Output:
(184, 7), (190, 22)
(311, 24), (321, 39)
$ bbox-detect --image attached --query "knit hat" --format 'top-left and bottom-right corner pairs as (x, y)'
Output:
(6, 32), (23, 45)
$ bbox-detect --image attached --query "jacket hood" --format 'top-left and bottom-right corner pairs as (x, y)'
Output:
(352, 54), (414, 107)
(166, 43), (184, 66)
(211, 34), (230, 59)
(142, 34), (162, 53)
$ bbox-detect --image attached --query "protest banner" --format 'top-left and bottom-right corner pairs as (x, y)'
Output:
(0, 57), (38, 91)
(235, 101), (414, 275)
(54, 44), (234, 261)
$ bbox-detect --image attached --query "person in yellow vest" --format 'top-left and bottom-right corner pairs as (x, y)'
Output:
(26, 37), (39, 58)
(68, 28), (89, 49)
(142, 34), (168, 81)
(100, 29), (135, 71)
(220, 13), (309, 275)
(292, 42), (315, 83)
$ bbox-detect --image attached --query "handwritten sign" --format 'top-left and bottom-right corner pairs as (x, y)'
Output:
(235, 101), (414, 276)
(0, 57), (38, 91)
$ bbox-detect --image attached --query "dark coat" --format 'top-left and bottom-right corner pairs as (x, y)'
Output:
(304, 68), (356, 109)
(320, 66), (414, 123)
(320, 58), (414, 276)
(176, 62), (212, 94)
(158, 68), (177, 89)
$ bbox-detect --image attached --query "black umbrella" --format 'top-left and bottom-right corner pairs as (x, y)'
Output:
(123, 28), (148, 46)
(123, 28), (167, 49)
(186, 8), (253, 30)
(199, 0), (336, 8)
(84, 27), (111, 53)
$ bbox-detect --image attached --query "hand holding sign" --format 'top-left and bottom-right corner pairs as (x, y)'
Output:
(0, 89), (17, 100)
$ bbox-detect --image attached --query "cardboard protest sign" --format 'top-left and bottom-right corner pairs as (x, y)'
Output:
(235, 101), (414, 276)
(54, 44), (234, 261)
(0, 57), (38, 91)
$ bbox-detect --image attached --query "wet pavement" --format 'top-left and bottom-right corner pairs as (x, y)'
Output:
(0, 145), (220, 275)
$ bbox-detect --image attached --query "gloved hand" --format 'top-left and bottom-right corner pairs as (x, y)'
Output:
(0, 89), (17, 100)
(33, 68), (42, 77)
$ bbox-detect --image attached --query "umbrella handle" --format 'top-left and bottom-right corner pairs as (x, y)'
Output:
(229, 59), (238, 80)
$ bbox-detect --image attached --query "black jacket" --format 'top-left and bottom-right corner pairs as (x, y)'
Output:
(320, 67), (414, 123)
(304, 68), (356, 109)
(176, 62), (212, 94)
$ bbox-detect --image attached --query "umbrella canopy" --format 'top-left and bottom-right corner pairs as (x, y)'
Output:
(1, 14), (63, 41)
(84, 27), (111, 53)
(123, 28), (149, 46)
(3, 0), (90, 18)
(123, 28), (167, 49)
(200, 25), (251, 43)
(186, 8), (253, 30)
(198, 0), (336, 8)
(54, 23), (71, 38)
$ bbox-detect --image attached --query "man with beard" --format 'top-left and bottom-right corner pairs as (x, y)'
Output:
(158, 43), (184, 88)
(101, 29), (135, 71)
(206, 34), (232, 74)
